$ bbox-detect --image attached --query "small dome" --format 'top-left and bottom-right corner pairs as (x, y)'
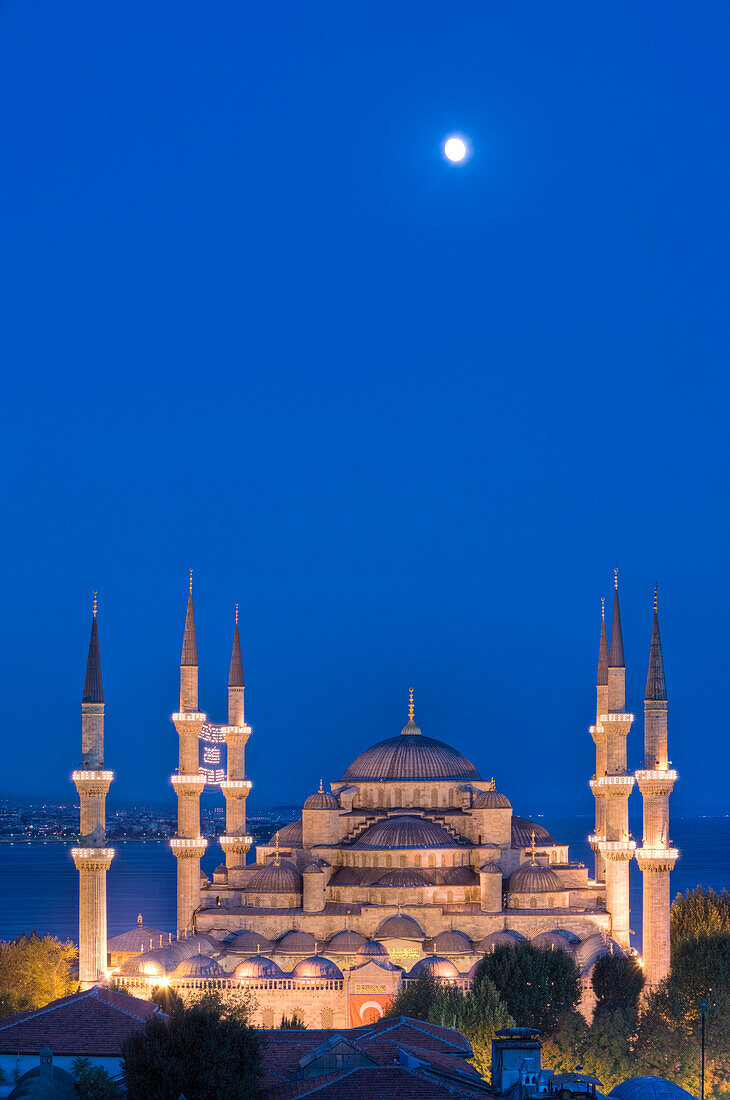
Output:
(327, 929), (368, 953)
(480, 862), (503, 874)
(118, 952), (167, 978)
(229, 929), (275, 955)
(173, 954), (224, 978)
(234, 955), (284, 980)
(511, 816), (556, 848)
(304, 788), (340, 810)
(531, 931), (572, 952)
(214, 864), (227, 874)
(509, 863), (562, 893)
(477, 930), (524, 952)
(351, 815), (466, 850)
(575, 933), (623, 973)
(432, 929), (473, 955)
(409, 955), (460, 979)
(609, 1079), (697, 1100)
(376, 913), (424, 940)
(356, 940), (389, 960)
(551, 927), (581, 945)
(292, 955), (343, 979)
(276, 929), (317, 955)
(247, 860), (303, 894)
(303, 861), (326, 874)
(474, 789), (512, 809)
(269, 820), (303, 846)
(377, 868), (429, 887)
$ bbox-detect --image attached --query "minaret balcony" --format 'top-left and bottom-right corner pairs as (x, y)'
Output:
(171, 711), (207, 723)
(598, 713), (634, 727)
(635, 769), (678, 797)
(219, 834), (253, 854)
(635, 846), (679, 872)
(597, 838), (636, 860)
(587, 833), (604, 851)
(589, 725), (606, 743)
(71, 847), (115, 867)
(170, 836), (207, 857)
(220, 780), (252, 796)
(72, 771), (114, 796)
(171, 774), (206, 795)
(589, 775), (635, 795)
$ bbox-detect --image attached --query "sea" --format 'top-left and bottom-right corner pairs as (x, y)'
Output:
(1, 815), (728, 953)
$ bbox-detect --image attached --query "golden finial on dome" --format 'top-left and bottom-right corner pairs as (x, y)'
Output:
(92, 589), (98, 617)
(528, 829), (538, 867)
(408, 687), (415, 723)
(274, 831), (280, 866)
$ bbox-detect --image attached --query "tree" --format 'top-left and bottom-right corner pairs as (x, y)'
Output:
(583, 1009), (634, 1093)
(0, 933), (77, 1017)
(279, 1012), (307, 1029)
(121, 992), (261, 1100)
(540, 1011), (590, 1075)
(384, 969), (442, 1021)
(472, 942), (582, 1033)
(72, 1057), (120, 1099)
(426, 979), (514, 1080)
(671, 888), (730, 950)
(592, 953), (644, 1026)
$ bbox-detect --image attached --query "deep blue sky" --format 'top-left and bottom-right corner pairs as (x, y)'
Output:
(1, 2), (728, 822)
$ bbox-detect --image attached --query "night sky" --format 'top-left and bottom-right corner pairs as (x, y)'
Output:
(1, 2), (728, 818)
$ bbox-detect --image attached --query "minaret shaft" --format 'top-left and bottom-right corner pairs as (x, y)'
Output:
(220, 615), (252, 869)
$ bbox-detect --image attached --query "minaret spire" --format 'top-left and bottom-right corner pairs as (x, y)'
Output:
(83, 607), (104, 706)
(608, 571), (625, 668)
(221, 601), (253, 871)
(590, 598), (610, 883)
(597, 599), (609, 688)
(181, 570), (198, 667)
(645, 587), (667, 702)
(228, 608), (245, 690)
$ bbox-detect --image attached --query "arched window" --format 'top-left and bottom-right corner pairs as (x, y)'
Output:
(431, 788), (439, 806)
(386, 854), (392, 867)
(529, 895), (538, 908)
(414, 854), (422, 867)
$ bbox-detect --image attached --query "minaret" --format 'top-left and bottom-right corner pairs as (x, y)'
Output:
(635, 588), (678, 986)
(219, 604), (252, 869)
(72, 592), (114, 990)
(589, 599), (609, 882)
(170, 571), (207, 934)
(594, 572), (635, 948)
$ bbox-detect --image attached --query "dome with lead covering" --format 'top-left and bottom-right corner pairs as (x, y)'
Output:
(377, 868), (429, 887)
(509, 863), (562, 893)
(304, 787), (340, 810)
(432, 929), (473, 955)
(327, 929), (368, 953)
(376, 913), (424, 940)
(173, 954), (224, 978)
(350, 815), (465, 850)
(342, 733), (480, 782)
(268, 820), (303, 846)
(477, 930), (524, 952)
(575, 933), (623, 973)
(247, 860), (302, 894)
(356, 940), (388, 960)
(609, 1078), (697, 1100)
(409, 955), (460, 979)
(234, 956), (284, 980)
(531, 931), (573, 952)
(511, 816), (556, 848)
(292, 955), (343, 979)
(229, 929), (275, 954)
(118, 951), (167, 978)
(474, 789), (511, 809)
(276, 929), (317, 955)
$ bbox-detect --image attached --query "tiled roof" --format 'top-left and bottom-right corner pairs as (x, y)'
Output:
(260, 1066), (486, 1099)
(0, 988), (160, 1056)
(107, 925), (167, 953)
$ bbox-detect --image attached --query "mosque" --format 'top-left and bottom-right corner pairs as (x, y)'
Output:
(71, 574), (678, 1028)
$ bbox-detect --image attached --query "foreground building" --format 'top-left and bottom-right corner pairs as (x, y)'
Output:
(74, 575), (679, 1024)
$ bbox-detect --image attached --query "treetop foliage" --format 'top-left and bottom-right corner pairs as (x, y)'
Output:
(472, 941), (582, 1033)
(591, 953), (644, 1024)
(671, 887), (730, 950)
(0, 933), (77, 1017)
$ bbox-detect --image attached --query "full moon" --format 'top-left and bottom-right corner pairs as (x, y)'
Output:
(443, 136), (467, 163)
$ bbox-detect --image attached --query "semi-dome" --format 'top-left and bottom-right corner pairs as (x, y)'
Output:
(377, 868), (429, 887)
(409, 955), (460, 979)
(575, 933), (623, 973)
(477, 930), (524, 952)
(474, 789), (511, 809)
(376, 913), (424, 940)
(173, 954), (224, 978)
(234, 956), (284, 980)
(304, 787), (340, 810)
(480, 862), (503, 874)
(292, 955), (343, 979)
(609, 1079), (697, 1100)
(247, 860), (302, 894)
(269, 820), (303, 846)
(342, 733), (480, 782)
(118, 951), (167, 978)
(356, 940), (388, 960)
(511, 816), (556, 848)
(276, 929), (317, 955)
(229, 929), (275, 954)
(327, 929), (367, 953)
(531, 931), (573, 952)
(509, 863), (562, 893)
(432, 929), (473, 955)
(443, 865), (477, 885)
(351, 815), (466, 850)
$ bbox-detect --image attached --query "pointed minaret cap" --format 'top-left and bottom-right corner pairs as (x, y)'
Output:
(181, 570), (198, 667)
(645, 586), (667, 701)
(597, 598), (609, 687)
(82, 593), (104, 703)
(228, 604), (245, 688)
(608, 571), (625, 668)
